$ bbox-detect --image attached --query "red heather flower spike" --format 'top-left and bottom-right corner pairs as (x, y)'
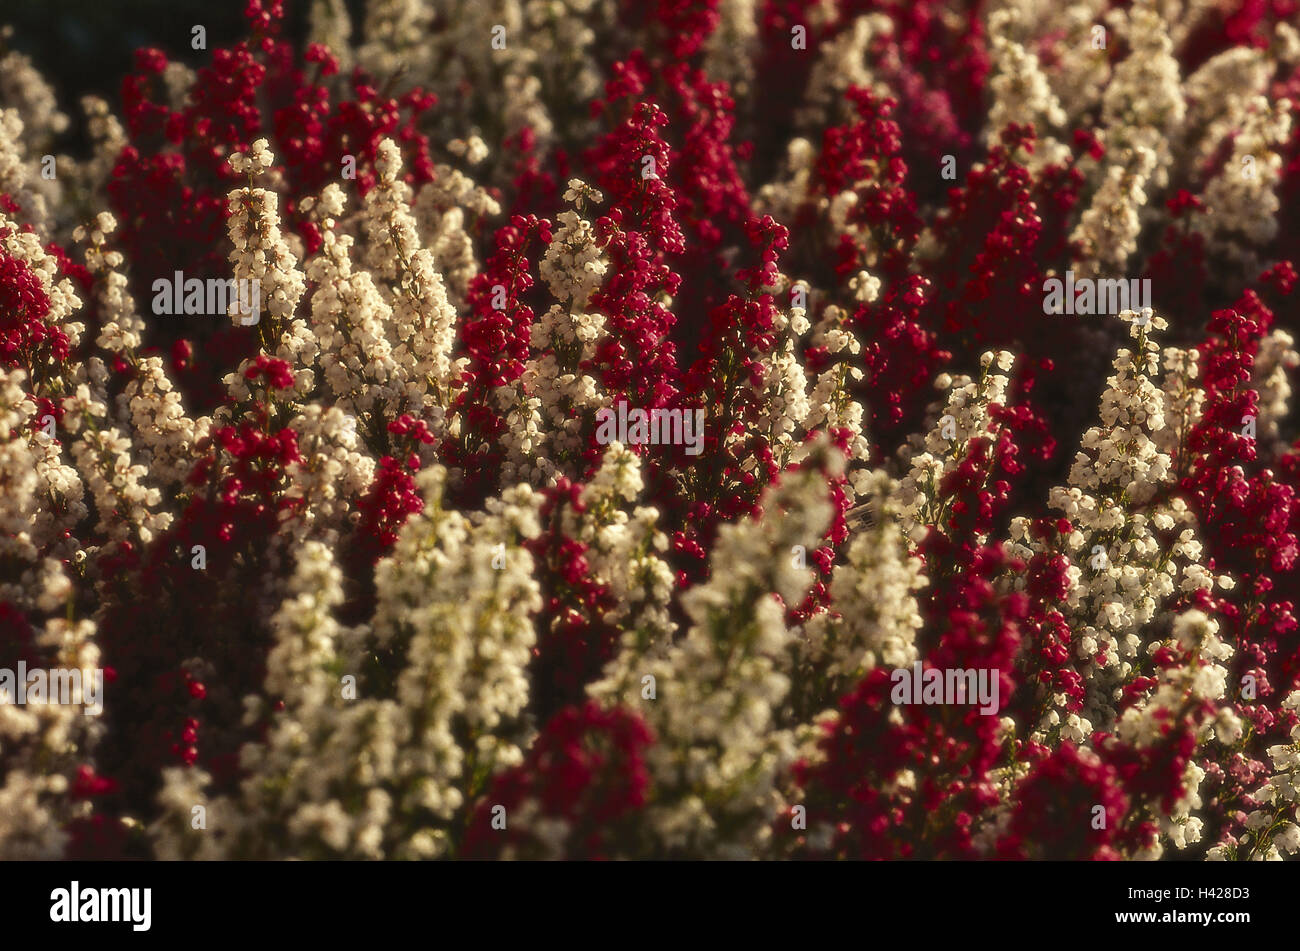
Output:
(0, 245), (69, 369)
(460, 701), (654, 860)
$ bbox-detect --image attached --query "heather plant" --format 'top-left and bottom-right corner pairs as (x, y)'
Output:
(0, 0), (1298, 861)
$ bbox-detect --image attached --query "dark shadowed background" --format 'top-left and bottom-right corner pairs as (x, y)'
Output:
(2, 0), (366, 149)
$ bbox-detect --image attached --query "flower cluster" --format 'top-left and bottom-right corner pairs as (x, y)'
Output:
(1, 0), (1299, 860)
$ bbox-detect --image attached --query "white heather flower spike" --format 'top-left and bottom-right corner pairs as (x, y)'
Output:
(224, 140), (313, 400)
(154, 473), (542, 859)
(604, 456), (837, 858)
(795, 469), (925, 718)
(985, 9), (1069, 168)
(360, 140), (462, 440)
(1197, 96), (1293, 275)
(1070, 147), (1157, 280)
(1098, 1), (1186, 191)
(585, 443), (677, 705)
(1014, 315), (1220, 739)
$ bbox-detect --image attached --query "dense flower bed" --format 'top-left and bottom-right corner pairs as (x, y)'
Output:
(1, 0), (1299, 860)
